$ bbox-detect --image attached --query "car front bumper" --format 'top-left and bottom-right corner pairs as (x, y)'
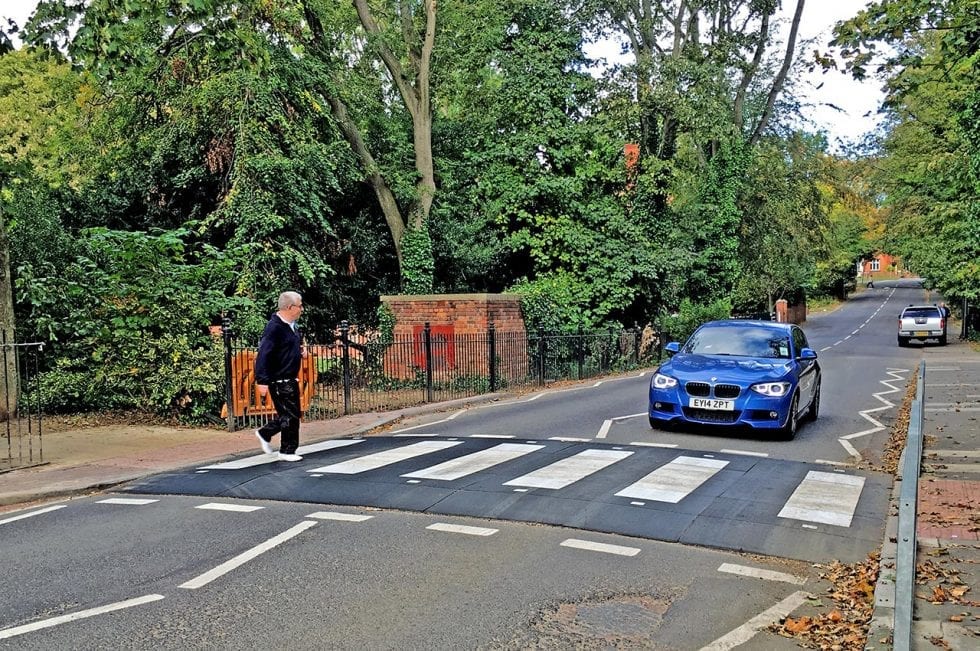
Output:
(649, 388), (793, 430)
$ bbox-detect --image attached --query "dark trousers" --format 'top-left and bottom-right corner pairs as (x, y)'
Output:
(258, 379), (301, 454)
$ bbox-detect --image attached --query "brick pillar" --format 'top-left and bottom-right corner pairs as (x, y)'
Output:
(775, 299), (788, 323)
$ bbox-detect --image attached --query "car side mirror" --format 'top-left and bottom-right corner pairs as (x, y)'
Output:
(665, 342), (680, 356)
(799, 348), (817, 360)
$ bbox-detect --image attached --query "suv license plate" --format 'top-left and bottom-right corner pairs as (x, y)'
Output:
(690, 398), (735, 411)
(915, 331), (928, 337)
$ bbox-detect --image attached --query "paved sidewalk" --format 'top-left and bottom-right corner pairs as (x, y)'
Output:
(909, 337), (980, 649)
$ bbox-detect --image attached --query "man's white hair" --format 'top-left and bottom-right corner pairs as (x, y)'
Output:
(278, 291), (302, 311)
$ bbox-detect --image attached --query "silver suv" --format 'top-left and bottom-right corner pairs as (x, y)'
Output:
(898, 305), (947, 346)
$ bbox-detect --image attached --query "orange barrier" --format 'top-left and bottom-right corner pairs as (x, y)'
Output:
(221, 350), (317, 418)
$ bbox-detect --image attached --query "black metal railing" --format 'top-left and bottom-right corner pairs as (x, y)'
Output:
(0, 335), (44, 472)
(221, 321), (662, 432)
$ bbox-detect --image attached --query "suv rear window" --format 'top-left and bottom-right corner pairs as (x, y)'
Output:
(902, 307), (940, 318)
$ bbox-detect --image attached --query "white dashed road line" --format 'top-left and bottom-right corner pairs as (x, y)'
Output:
(426, 523), (498, 536)
(0, 504), (67, 526)
(717, 563), (806, 585)
(196, 503), (264, 513)
(560, 538), (640, 556)
(97, 498), (158, 505)
(306, 511), (374, 522)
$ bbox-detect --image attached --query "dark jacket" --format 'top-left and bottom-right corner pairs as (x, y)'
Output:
(254, 314), (302, 384)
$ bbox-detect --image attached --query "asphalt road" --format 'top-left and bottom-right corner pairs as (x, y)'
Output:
(0, 282), (941, 649)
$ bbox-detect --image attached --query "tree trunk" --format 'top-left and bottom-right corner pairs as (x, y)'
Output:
(0, 209), (19, 421)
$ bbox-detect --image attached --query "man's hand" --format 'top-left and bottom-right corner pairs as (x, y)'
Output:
(257, 384), (269, 397)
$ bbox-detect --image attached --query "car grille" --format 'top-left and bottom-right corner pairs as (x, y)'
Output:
(683, 407), (740, 424)
(714, 384), (740, 399)
(686, 381), (710, 397)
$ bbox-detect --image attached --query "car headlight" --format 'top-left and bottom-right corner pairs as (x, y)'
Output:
(652, 373), (677, 389)
(751, 382), (791, 397)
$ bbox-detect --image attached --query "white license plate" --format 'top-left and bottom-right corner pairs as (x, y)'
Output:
(689, 397), (735, 411)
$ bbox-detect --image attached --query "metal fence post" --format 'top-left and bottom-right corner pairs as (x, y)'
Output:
(488, 322), (497, 392)
(537, 328), (546, 386)
(341, 320), (352, 415)
(221, 317), (235, 432)
(424, 322), (434, 402)
(633, 324), (640, 366)
(961, 297), (969, 340)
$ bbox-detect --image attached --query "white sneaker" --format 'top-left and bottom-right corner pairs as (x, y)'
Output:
(277, 452), (303, 462)
(255, 431), (274, 455)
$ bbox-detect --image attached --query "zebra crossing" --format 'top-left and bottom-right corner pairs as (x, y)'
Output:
(188, 436), (873, 526)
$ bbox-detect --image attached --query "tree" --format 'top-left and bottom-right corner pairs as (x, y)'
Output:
(0, 47), (87, 418)
(833, 0), (980, 301)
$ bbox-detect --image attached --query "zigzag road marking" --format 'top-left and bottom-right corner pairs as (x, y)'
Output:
(838, 367), (908, 459)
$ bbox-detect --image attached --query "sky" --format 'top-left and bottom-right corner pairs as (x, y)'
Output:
(3, 0), (882, 148)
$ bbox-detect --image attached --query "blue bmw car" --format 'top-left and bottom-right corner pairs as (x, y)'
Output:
(648, 320), (820, 438)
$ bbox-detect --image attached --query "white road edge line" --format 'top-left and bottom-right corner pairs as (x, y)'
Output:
(0, 594), (165, 640)
(0, 504), (67, 526)
(717, 563), (806, 585)
(560, 538), (640, 557)
(179, 520), (317, 590)
(699, 590), (810, 650)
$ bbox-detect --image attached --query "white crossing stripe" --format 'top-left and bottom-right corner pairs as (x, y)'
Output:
(196, 503), (264, 513)
(778, 471), (866, 527)
(97, 498), (158, 505)
(615, 456), (729, 503)
(201, 439), (364, 470)
(402, 443), (542, 481)
(426, 523), (498, 536)
(402, 443), (544, 481)
(504, 449), (634, 489)
(306, 511), (374, 522)
(560, 538), (640, 557)
(310, 440), (462, 474)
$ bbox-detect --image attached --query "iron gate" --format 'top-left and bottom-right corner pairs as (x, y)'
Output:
(0, 336), (44, 472)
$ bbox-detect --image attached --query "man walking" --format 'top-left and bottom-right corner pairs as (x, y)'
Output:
(254, 291), (306, 461)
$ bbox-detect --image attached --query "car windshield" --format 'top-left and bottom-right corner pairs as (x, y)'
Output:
(903, 308), (939, 318)
(684, 326), (791, 359)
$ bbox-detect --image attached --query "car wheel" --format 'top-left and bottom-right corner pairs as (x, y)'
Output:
(806, 381), (820, 422)
(897, 336), (908, 347)
(939, 334), (947, 345)
(780, 394), (799, 439)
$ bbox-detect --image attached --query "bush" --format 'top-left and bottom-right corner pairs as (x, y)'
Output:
(659, 298), (732, 345)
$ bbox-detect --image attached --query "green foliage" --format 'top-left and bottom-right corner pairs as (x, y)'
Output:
(512, 273), (598, 335)
(376, 303), (396, 345)
(659, 298), (733, 346)
(18, 228), (248, 417)
(400, 226), (435, 294)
